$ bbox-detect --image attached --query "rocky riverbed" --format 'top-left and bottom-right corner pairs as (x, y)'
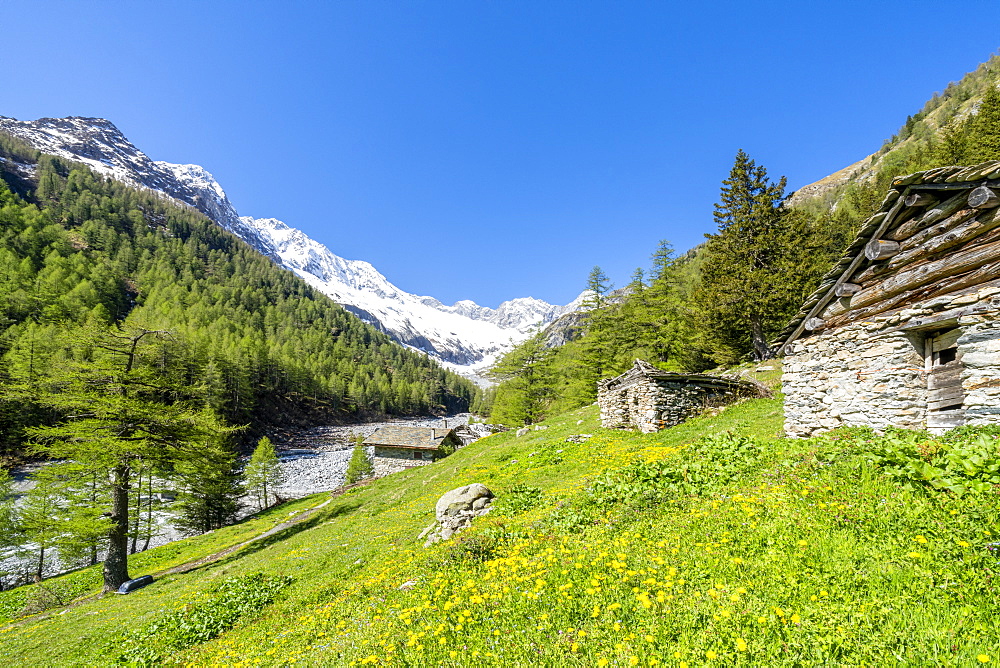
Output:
(270, 414), (471, 497)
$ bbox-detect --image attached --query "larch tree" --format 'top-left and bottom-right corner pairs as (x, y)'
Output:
(487, 333), (555, 426)
(27, 323), (229, 592)
(245, 436), (284, 510)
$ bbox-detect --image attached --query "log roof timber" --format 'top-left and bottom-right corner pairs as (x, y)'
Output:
(775, 161), (1000, 355)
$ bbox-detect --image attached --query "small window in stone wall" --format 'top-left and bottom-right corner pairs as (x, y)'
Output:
(925, 328), (965, 432)
(413, 450), (423, 460)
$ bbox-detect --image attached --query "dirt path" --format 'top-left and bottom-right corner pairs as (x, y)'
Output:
(161, 493), (337, 576)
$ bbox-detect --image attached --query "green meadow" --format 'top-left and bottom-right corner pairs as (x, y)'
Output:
(2, 388), (999, 666)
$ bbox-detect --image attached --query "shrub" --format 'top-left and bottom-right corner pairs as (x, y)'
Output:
(587, 431), (764, 506)
(493, 483), (543, 515)
(862, 426), (1000, 495)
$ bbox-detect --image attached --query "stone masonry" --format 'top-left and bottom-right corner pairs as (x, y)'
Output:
(783, 289), (1000, 437)
(599, 360), (768, 433)
(371, 446), (434, 478)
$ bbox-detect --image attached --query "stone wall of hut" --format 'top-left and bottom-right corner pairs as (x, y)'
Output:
(783, 321), (926, 438)
(959, 320), (1000, 426)
(599, 380), (744, 433)
(783, 291), (1000, 437)
(372, 446), (434, 477)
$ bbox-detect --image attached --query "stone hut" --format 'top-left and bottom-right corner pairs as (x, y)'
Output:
(598, 359), (769, 433)
(363, 426), (462, 476)
(777, 162), (1000, 437)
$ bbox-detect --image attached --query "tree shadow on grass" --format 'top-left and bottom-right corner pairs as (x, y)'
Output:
(179, 500), (364, 575)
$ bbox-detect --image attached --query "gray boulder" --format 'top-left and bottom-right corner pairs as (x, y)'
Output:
(423, 483), (494, 547)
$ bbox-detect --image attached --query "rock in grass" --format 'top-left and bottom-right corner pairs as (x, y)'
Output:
(422, 483), (494, 547)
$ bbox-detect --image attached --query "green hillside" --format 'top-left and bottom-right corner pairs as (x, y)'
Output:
(0, 131), (479, 459)
(791, 55), (1000, 225)
(2, 376), (998, 665)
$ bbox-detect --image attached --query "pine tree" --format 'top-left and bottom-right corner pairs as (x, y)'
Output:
(245, 436), (284, 510)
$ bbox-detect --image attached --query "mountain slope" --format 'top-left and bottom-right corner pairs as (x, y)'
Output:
(0, 142), (479, 445)
(0, 116), (579, 373)
(788, 55), (1000, 215)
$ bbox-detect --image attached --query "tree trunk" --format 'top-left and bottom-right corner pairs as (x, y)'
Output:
(750, 317), (773, 361)
(103, 465), (131, 592)
(35, 546), (45, 582)
(130, 469), (140, 555)
(142, 474), (153, 552)
(89, 472), (98, 566)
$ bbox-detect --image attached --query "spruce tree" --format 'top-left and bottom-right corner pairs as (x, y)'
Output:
(697, 150), (792, 363)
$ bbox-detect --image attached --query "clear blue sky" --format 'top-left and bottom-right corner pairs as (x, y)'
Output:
(3, 1), (999, 307)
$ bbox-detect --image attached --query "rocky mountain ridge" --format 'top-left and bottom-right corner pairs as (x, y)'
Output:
(0, 115), (582, 375)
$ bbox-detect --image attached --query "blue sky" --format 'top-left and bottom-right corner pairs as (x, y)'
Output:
(3, 1), (1000, 307)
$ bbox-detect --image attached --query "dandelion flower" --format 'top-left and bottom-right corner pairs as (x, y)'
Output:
(978, 655), (989, 664)
(736, 638), (748, 652)
(706, 650), (718, 660)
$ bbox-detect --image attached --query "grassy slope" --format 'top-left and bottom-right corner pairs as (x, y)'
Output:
(2, 385), (999, 666)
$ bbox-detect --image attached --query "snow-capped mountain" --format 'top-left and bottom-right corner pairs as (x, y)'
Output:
(0, 116), (581, 374)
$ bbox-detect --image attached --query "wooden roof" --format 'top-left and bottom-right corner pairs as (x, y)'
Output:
(362, 426), (457, 450)
(599, 359), (769, 397)
(776, 161), (1000, 354)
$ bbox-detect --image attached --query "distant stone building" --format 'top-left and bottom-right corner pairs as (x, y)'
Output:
(777, 162), (1000, 436)
(363, 426), (462, 476)
(598, 360), (769, 433)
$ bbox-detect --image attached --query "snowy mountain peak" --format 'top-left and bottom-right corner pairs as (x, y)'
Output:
(0, 115), (580, 377)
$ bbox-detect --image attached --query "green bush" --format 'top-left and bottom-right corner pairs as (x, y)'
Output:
(493, 483), (543, 515)
(587, 431), (764, 506)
